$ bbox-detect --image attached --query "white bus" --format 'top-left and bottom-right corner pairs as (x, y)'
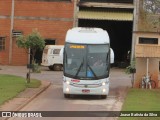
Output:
(63, 27), (114, 99)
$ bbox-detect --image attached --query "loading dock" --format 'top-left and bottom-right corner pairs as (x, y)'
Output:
(78, 7), (133, 67)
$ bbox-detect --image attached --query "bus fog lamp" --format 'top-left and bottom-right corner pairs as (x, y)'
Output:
(66, 88), (70, 92)
(102, 88), (106, 93)
(66, 81), (70, 85)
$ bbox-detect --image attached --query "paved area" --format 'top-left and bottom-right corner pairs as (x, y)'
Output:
(0, 65), (131, 120)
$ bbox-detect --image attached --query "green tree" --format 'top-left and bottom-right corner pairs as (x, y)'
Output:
(16, 29), (45, 83)
(16, 29), (45, 63)
(139, 0), (160, 32)
(144, 0), (160, 30)
(143, 0), (160, 14)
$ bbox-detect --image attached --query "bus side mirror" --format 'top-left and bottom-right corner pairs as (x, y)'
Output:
(110, 48), (114, 64)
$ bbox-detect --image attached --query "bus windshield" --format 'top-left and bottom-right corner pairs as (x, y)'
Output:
(64, 43), (110, 80)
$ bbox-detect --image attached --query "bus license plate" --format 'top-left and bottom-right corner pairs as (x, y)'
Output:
(82, 89), (90, 93)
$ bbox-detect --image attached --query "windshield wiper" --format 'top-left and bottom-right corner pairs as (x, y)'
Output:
(74, 59), (84, 77)
(88, 64), (98, 79)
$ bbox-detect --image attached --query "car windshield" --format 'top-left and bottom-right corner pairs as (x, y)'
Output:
(64, 43), (110, 80)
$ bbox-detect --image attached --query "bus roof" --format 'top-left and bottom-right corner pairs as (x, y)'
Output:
(65, 27), (110, 44)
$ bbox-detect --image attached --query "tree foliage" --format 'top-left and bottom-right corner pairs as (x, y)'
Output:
(138, 0), (160, 32)
(143, 0), (160, 14)
(143, 0), (160, 31)
(16, 29), (45, 62)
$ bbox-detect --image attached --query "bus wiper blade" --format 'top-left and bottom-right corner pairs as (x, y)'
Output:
(74, 60), (83, 77)
(88, 64), (98, 79)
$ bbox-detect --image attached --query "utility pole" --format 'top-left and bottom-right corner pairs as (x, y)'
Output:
(9, 0), (15, 64)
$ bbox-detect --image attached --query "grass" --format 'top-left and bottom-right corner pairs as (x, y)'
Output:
(0, 74), (41, 105)
(119, 88), (160, 120)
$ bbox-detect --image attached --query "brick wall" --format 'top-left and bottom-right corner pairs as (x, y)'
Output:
(0, 0), (12, 16)
(0, 0), (74, 65)
(0, 0), (11, 65)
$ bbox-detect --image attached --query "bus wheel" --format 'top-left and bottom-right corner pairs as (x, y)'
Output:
(101, 95), (107, 99)
(53, 64), (62, 71)
(64, 94), (70, 98)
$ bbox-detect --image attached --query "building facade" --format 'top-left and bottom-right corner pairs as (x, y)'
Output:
(0, 0), (135, 66)
(1, 0), (160, 87)
(134, 0), (160, 88)
(0, 0), (74, 65)
(134, 32), (160, 88)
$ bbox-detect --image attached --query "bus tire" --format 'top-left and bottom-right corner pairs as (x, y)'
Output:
(53, 64), (62, 71)
(101, 95), (107, 99)
(64, 94), (70, 98)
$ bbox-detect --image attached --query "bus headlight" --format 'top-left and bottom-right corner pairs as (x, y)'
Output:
(102, 82), (106, 86)
(66, 81), (70, 85)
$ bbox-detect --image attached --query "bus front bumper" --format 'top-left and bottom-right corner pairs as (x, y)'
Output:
(63, 84), (109, 95)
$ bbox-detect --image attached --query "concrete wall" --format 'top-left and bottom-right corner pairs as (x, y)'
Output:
(134, 32), (160, 88)
(135, 58), (159, 88)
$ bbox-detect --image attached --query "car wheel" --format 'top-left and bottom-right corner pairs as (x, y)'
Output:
(53, 64), (62, 71)
(48, 66), (54, 70)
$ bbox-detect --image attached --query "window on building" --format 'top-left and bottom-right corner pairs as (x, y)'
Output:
(139, 37), (158, 44)
(0, 37), (5, 51)
(79, 0), (133, 3)
(12, 30), (22, 37)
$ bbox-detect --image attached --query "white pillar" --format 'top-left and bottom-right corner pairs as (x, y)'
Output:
(146, 58), (149, 77)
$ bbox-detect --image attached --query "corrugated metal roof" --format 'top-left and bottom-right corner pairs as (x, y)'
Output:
(78, 10), (133, 21)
